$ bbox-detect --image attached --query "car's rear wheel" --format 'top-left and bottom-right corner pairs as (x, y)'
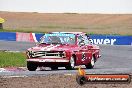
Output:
(85, 56), (95, 69)
(65, 56), (75, 70)
(51, 66), (58, 70)
(27, 62), (37, 71)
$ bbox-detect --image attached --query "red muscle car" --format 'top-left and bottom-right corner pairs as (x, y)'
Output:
(26, 32), (101, 71)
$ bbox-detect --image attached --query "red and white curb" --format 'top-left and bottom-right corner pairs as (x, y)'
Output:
(0, 67), (27, 72)
(0, 68), (9, 72)
(0, 67), (52, 72)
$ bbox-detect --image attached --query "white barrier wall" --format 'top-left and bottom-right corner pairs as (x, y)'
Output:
(0, 0), (132, 13)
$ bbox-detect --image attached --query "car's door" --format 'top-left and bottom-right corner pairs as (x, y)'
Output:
(83, 34), (93, 50)
(75, 34), (90, 65)
(83, 35), (93, 64)
(74, 35), (83, 65)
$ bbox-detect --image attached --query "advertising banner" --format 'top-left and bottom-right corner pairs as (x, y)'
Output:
(90, 35), (132, 45)
(0, 32), (16, 41)
(0, 32), (132, 45)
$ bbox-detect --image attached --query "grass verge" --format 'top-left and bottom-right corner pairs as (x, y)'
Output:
(0, 51), (26, 68)
(1, 27), (132, 35)
(0, 28), (43, 33)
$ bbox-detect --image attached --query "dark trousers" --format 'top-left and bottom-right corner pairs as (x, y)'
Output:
(0, 23), (3, 29)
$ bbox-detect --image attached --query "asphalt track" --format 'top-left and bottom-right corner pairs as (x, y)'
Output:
(0, 41), (132, 76)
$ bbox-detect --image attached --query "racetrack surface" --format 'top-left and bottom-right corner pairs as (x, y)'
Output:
(0, 41), (132, 76)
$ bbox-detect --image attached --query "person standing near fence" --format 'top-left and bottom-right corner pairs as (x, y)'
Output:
(0, 17), (5, 29)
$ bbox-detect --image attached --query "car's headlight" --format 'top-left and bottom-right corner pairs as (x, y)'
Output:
(62, 51), (66, 58)
(27, 51), (34, 58)
(59, 51), (66, 58)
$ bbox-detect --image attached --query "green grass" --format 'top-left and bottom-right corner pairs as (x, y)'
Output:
(0, 51), (26, 67)
(0, 28), (43, 33)
(0, 25), (132, 36)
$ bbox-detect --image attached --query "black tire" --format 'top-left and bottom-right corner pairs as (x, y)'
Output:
(65, 56), (75, 70)
(51, 66), (58, 70)
(85, 56), (95, 69)
(27, 62), (37, 71)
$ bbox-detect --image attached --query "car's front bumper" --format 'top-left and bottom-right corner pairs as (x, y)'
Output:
(27, 58), (69, 63)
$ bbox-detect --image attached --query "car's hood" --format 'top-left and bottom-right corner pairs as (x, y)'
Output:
(28, 44), (80, 52)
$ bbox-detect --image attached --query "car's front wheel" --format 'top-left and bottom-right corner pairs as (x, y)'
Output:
(65, 56), (75, 70)
(85, 56), (95, 69)
(27, 62), (37, 71)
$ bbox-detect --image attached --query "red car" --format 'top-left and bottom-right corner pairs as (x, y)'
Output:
(26, 32), (101, 71)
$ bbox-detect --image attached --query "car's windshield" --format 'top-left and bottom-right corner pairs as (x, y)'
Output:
(39, 33), (75, 44)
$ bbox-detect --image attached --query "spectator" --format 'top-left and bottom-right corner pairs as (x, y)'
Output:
(0, 17), (5, 29)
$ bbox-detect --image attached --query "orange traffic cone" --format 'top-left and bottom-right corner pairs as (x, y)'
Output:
(78, 66), (86, 76)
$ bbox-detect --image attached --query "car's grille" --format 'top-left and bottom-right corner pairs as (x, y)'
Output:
(27, 51), (65, 58)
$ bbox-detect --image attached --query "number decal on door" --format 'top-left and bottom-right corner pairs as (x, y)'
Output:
(82, 52), (86, 61)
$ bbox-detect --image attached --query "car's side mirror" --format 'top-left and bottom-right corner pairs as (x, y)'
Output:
(89, 39), (93, 44)
(86, 38), (92, 44)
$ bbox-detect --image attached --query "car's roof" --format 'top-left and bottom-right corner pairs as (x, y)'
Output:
(50, 32), (86, 35)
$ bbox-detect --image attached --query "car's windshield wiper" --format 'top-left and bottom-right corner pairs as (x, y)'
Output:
(40, 42), (49, 44)
(50, 42), (66, 45)
(40, 42), (67, 45)
(50, 42), (61, 44)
